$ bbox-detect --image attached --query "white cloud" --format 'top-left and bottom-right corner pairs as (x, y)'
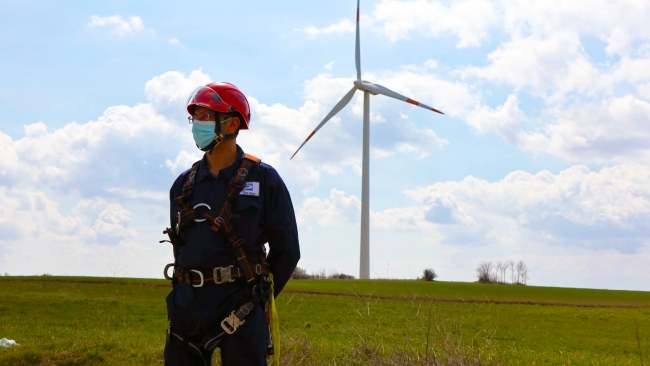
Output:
(361, 0), (650, 56)
(403, 164), (650, 250)
(297, 189), (360, 227)
(144, 69), (212, 109)
(466, 94), (527, 144)
(165, 150), (202, 175)
(0, 104), (185, 195)
(461, 32), (604, 101)
(373, 0), (499, 47)
(295, 19), (355, 38)
(499, 0), (650, 56)
(88, 15), (147, 36)
(519, 95), (650, 163)
(168, 38), (180, 45)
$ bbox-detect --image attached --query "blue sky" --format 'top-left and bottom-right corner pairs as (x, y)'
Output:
(1, 0), (649, 291)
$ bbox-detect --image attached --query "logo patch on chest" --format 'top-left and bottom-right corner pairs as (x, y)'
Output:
(240, 182), (260, 196)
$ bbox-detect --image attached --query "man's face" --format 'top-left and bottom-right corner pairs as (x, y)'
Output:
(191, 106), (240, 133)
(192, 106), (217, 122)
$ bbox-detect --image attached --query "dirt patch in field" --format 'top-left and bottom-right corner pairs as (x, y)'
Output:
(282, 289), (642, 308)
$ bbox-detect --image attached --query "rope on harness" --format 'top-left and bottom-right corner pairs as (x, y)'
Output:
(267, 273), (280, 366)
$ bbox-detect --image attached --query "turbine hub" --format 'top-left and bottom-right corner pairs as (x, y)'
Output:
(353, 80), (378, 95)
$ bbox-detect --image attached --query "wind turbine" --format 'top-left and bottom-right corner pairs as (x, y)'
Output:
(291, 0), (444, 279)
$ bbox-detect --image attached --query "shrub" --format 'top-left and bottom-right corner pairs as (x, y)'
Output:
(291, 267), (310, 279)
(329, 272), (355, 280)
(421, 268), (437, 281)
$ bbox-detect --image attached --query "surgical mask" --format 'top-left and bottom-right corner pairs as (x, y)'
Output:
(192, 121), (216, 150)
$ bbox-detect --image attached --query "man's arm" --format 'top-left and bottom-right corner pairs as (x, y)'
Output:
(264, 167), (300, 296)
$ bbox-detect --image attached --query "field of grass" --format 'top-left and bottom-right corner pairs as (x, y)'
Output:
(0, 276), (648, 365)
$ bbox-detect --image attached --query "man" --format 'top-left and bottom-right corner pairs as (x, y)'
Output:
(163, 82), (300, 366)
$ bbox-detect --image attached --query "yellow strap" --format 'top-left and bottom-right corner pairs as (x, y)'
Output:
(268, 274), (281, 366)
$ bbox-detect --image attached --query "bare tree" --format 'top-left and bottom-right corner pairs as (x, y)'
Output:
(476, 261), (494, 283)
(495, 261), (503, 283)
(503, 259), (515, 283)
(521, 261), (529, 285)
(516, 260), (529, 285)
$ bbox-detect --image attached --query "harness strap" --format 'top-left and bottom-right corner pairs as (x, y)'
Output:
(205, 154), (262, 284)
(174, 160), (202, 235)
(168, 263), (271, 287)
(168, 331), (210, 366)
(169, 295), (267, 353)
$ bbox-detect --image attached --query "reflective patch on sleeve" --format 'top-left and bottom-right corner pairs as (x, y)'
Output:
(240, 182), (260, 196)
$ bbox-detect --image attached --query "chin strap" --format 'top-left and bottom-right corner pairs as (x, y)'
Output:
(202, 112), (240, 153)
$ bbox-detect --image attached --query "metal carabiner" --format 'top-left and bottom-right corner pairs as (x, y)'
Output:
(193, 203), (211, 222)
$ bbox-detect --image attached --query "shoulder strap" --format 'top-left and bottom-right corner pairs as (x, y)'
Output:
(176, 160), (202, 209)
(207, 154), (262, 284)
(224, 154), (261, 203)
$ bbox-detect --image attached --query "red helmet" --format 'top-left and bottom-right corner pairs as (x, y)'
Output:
(186, 82), (251, 129)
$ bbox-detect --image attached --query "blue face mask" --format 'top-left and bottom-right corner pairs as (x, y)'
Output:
(192, 122), (216, 150)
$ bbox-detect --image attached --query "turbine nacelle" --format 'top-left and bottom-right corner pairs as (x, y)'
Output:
(354, 80), (379, 95)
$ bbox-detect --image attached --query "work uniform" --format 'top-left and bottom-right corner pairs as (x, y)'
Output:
(164, 145), (300, 366)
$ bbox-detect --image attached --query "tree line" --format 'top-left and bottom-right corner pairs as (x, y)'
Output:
(476, 260), (529, 285)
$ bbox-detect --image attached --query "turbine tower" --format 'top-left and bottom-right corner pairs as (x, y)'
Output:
(291, 0), (444, 279)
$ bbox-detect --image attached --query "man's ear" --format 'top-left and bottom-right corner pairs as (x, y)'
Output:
(229, 117), (241, 133)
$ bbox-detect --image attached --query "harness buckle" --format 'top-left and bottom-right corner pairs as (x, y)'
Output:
(190, 269), (204, 287)
(213, 266), (235, 284)
(221, 311), (245, 334)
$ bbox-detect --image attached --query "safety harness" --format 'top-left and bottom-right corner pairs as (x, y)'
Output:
(162, 154), (279, 365)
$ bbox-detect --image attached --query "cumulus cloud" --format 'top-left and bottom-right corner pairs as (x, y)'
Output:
(466, 94), (526, 144)
(461, 32), (604, 101)
(297, 189), (361, 227)
(0, 188), (133, 245)
(295, 19), (355, 38)
(373, 0), (499, 47)
(467, 94), (650, 163)
(88, 15), (148, 36)
(402, 164), (650, 251)
(0, 104), (186, 196)
(145, 69), (212, 109)
(530, 95), (650, 163)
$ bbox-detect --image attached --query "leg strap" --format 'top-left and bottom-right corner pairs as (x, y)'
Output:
(168, 331), (210, 366)
(201, 301), (257, 351)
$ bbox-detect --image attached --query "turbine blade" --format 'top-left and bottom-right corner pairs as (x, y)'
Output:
(290, 86), (358, 160)
(359, 81), (444, 114)
(355, 0), (361, 80)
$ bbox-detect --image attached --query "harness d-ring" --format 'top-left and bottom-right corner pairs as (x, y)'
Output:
(193, 203), (211, 222)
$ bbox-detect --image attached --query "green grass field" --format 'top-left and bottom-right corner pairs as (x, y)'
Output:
(0, 276), (648, 365)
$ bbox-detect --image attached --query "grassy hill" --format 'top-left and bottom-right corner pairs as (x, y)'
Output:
(0, 276), (648, 365)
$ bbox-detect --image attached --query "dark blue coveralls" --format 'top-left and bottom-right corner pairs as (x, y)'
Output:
(164, 145), (300, 366)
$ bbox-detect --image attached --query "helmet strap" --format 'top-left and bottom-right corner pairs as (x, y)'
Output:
(205, 112), (239, 154)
